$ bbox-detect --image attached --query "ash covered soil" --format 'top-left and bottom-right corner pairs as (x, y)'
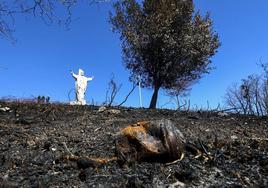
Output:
(0, 102), (268, 188)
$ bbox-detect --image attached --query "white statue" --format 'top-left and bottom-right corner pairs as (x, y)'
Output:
(70, 69), (93, 105)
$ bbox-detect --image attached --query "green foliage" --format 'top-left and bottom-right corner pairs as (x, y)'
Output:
(110, 0), (220, 108)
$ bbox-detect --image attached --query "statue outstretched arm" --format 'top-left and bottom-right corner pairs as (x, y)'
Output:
(70, 71), (78, 79)
(87, 76), (94, 81)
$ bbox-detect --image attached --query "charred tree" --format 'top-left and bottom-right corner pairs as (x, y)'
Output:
(110, 0), (220, 108)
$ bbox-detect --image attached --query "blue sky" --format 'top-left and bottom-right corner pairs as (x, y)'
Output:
(0, 0), (267, 109)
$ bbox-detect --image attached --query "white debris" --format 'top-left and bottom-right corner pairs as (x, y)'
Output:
(2, 173), (9, 180)
(218, 112), (229, 117)
(98, 106), (107, 112)
(98, 106), (121, 114)
(0, 107), (10, 112)
(169, 181), (186, 188)
(108, 109), (121, 115)
(231, 135), (238, 140)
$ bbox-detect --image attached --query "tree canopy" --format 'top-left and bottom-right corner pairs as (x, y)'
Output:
(110, 0), (220, 108)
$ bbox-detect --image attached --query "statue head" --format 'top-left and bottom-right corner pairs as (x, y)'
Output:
(78, 69), (84, 76)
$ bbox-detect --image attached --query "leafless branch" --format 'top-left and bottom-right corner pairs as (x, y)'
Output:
(117, 83), (136, 107)
(0, 0), (110, 41)
(104, 74), (122, 107)
(224, 65), (268, 116)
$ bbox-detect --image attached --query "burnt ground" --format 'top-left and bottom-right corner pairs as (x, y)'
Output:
(0, 101), (268, 188)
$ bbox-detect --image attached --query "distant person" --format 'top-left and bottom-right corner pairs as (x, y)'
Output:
(70, 69), (94, 105)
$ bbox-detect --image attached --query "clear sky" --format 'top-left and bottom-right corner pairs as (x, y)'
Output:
(0, 0), (268, 109)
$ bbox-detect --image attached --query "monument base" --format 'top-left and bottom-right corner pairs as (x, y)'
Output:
(70, 100), (86, 105)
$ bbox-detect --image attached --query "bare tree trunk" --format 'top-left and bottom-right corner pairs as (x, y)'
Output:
(149, 86), (160, 109)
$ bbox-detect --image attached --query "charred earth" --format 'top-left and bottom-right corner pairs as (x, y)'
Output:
(0, 101), (268, 187)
